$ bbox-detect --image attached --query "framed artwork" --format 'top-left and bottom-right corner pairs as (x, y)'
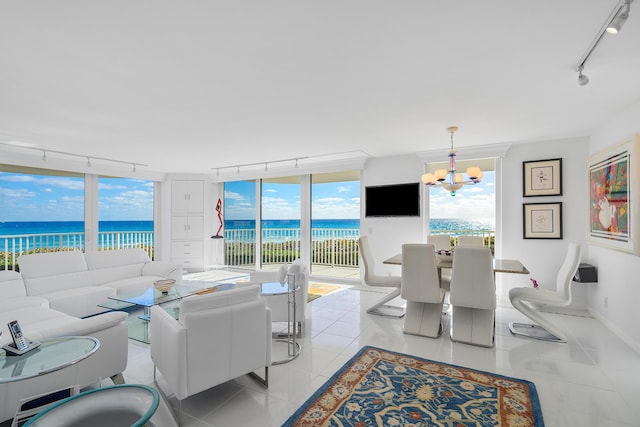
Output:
(523, 202), (563, 239)
(587, 134), (640, 255)
(523, 158), (562, 197)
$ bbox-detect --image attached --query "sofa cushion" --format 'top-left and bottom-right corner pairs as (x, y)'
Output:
(89, 264), (145, 286)
(84, 248), (151, 270)
(18, 251), (88, 278)
(0, 270), (27, 298)
(0, 296), (49, 312)
(18, 251), (93, 296)
(39, 286), (116, 318)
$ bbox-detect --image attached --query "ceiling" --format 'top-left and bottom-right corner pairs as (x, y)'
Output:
(1, 1), (639, 176)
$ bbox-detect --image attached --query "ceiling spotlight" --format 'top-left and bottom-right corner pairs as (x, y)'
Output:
(42, 150), (47, 161)
(132, 164), (137, 172)
(87, 157), (92, 167)
(607, 1), (631, 34)
(578, 66), (589, 86)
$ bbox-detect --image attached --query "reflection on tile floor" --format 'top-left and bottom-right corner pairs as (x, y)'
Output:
(119, 279), (640, 427)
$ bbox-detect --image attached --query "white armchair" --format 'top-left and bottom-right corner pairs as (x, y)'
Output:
(150, 284), (271, 424)
(249, 259), (309, 337)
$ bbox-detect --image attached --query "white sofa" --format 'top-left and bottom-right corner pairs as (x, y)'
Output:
(17, 248), (182, 318)
(0, 270), (129, 423)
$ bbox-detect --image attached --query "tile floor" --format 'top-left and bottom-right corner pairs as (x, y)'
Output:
(117, 278), (640, 427)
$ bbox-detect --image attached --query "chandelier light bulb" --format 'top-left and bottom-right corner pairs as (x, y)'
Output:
(578, 66), (589, 86)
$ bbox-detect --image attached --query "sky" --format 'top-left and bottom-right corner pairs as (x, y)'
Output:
(0, 170), (495, 223)
(224, 172), (495, 220)
(0, 172), (153, 221)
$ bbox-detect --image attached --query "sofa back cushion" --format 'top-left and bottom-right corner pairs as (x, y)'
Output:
(0, 270), (26, 298)
(179, 284), (260, 323)
(18, 251), (91, 296)
(85, 249), (150, 285)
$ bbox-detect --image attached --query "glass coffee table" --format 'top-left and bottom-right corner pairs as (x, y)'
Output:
(98, 282), (236, 343)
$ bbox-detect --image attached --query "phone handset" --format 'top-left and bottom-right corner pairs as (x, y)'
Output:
(8, 320), (28, 350)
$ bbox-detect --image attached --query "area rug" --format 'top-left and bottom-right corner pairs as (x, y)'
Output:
(307, 283), (343, 303)
(283, 346), (544, 427)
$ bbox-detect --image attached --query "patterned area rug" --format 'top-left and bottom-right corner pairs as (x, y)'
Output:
(283, 346), (544, 427)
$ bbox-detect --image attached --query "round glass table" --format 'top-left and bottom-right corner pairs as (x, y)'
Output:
(0, 336), (100, 383)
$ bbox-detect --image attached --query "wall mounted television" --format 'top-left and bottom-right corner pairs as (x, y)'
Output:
(365, 182), (420, 217)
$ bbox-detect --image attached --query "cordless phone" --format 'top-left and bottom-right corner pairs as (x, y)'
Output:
(8, 320), (28, 351)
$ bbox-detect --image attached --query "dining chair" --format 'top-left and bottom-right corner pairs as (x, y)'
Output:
(400, 244), (445, 337)
(509, 243), (581, 343)
(427, 234), (452, 290)
(358, 236), (404, 318)
(449, 246), (496, 347)
(457, 235), (484, 247)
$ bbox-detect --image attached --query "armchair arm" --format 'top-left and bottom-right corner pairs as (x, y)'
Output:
(150, 306), (188, 399)
(142, 261), (183, 284)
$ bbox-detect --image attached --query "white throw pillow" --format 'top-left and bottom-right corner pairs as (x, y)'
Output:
(278, 263), (288, 283)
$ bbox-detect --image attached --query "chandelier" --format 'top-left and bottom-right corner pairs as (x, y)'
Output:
(421, 126), (482, 196)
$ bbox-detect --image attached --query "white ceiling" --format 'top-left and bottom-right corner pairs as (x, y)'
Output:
(1, 1), (639, 175)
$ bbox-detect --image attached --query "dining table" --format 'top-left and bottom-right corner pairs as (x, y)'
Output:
(382, 253), (530, 275)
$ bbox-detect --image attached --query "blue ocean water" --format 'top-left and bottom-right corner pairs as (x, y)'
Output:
(0, 218), (494, 235)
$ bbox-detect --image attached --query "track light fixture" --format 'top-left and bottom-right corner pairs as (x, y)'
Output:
(607, 0), (631, 33)
(577, 66), (589, 86)
(575, 0), (633, 86)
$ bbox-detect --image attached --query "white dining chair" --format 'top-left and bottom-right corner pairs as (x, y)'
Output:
(457, 235), (485, 247)
(509, 243), (581, 343)
(449, 246), (496, 347)
(427, 234), (452, 290)
(401, 244), (445, 338)
(359, 236), (404, 318)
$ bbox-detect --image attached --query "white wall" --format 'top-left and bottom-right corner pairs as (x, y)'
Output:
(360, 154), (425, 278)
(587, 100), (640, 354)
(500, 137), (589, 307)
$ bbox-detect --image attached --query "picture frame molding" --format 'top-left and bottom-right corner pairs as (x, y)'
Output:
(586, 134), (640, 255)
(522, 158), (562, 197)
(523, 202), (563, 239)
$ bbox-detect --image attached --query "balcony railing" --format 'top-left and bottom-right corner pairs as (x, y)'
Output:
(1, 227), (495, 272)
(1, 231), (154, 271)
(225, 227), (495, 267)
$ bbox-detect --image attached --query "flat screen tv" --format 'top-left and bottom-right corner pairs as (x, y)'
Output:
(365, 182), (420, 217)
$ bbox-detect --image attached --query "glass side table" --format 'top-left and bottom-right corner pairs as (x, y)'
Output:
(261, 276), (301, 365)
(0, 336), (99, 384)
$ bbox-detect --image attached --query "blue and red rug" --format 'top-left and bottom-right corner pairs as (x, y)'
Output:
(283, 346), (544, 426)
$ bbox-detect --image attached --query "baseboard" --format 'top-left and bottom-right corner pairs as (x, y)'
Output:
(590, 308), (640, 356)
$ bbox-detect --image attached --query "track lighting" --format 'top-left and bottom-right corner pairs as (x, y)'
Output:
(607, 1), (631, 33)
(575, 0), (633, 86)
(577, 66), (589, 86)
(132, 163), (137, 172)
(87, 157), (92, 167)
(42, 150), (46, 161)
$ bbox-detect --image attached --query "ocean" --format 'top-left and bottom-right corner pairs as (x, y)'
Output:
(0, 218), (495, 236)
(0, 218), (494, 249)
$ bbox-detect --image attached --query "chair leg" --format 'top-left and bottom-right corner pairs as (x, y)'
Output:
(510, 297), (568, 343)
(509, 322), (567, 343)
(366, 287), (405, 318)
(402, 301), (444, 338)
(153, 365), (181, 426)
(110, 373), (125, 385)
(248, 366), (269, 388)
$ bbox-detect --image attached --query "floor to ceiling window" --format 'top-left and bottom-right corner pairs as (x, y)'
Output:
(223, 180), (257, 268)
(0, 165), (85, 270)
(261, 176), (301, 268)
(311, 171), (360, 278)
(98, 176), (154, 257)
(427, 158), (496, 251)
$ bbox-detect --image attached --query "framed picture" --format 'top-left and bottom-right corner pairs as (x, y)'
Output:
(587, 134), (640, 255)
(523, 158), (562, 197)
(523, 202), (563, 239)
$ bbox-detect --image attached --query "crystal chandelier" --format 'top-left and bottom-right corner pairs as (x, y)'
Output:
(421, 126), (482, 196)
